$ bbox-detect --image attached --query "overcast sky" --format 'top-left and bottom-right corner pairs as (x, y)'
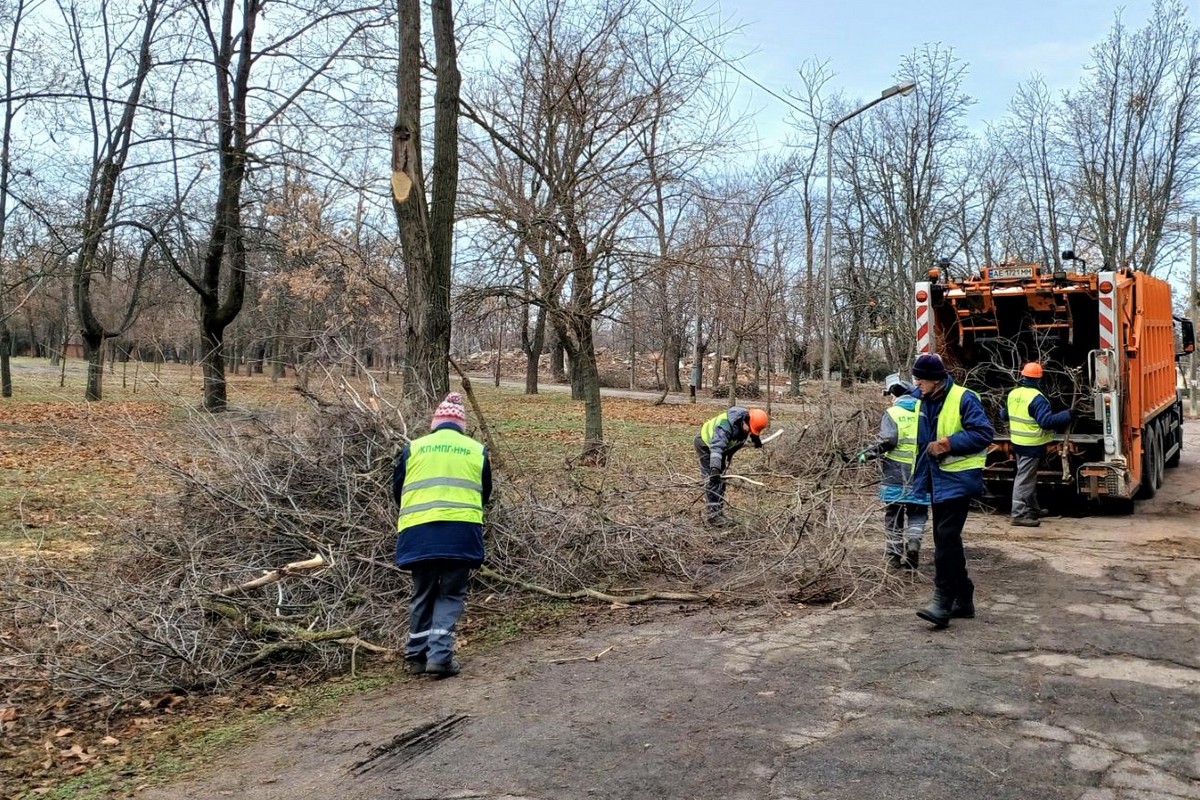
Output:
(708, 0), (1164, 146)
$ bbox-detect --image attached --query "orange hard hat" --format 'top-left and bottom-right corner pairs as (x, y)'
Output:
(748, 408), (769, 435)
(1021, 362), (1043, 379)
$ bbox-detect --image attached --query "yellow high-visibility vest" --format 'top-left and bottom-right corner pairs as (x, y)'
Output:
(884, 404), (918, 466)
(396, 428), (485, 533)
(916, 384), (988, 472)
(1006, 386), (1051, 447)
(699, 412), (729, 446)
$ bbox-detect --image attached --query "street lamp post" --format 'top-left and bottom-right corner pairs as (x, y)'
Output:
(821, 80), (917, 384)
(1191, 213), (1197, 417)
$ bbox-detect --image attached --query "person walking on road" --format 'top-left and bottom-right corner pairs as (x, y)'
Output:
(858, 374), (931, 569)
(393, 392), (493, 678)
(1000, 362), (1072, 528)
(695, 406), (769, 526)
(909, 354), (994, 629)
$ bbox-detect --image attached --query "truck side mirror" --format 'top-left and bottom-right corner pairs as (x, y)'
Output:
(1175, 317), (1195, 358)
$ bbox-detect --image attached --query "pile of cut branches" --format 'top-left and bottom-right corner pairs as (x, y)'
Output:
(2, 372), (888, 705)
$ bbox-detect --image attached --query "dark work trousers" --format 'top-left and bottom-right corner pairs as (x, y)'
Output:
(694, 436), (730, 518)
(1010, 453), (1042, 518)
(406, 560), (472, 667)
(884, 502), (929, 555)
(931, 496), (974, 599)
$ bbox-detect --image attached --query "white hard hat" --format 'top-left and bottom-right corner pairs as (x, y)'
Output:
(883, 372), (913, 396)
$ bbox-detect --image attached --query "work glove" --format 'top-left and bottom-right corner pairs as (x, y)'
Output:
(926, 437), (952, 458)
(856, 450), (869, 464)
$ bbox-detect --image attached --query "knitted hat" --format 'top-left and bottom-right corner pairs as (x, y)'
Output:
(430, 391), (466, 430)
(911, 353), (948, 381)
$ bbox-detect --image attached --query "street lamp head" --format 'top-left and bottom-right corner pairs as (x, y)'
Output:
(881, 81), (917, 99)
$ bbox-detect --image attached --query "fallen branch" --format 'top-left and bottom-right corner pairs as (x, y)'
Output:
(724, 474), (765, 487)
(478, 566), (712, 605)
(449, 357), (501, 463)
(336, 636), (391, 655)
(549, 645), (614, 665)
(201, 598), (354, 640)
(213, 554), (328, 597)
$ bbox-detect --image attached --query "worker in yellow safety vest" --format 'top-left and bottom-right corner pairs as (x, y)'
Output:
(857, 374), (931, 569)
(1000, 362), (1072, 528)
(393, 392), (492, 678)
(694, 407), (769, 526)
(909, 353), (994, 630)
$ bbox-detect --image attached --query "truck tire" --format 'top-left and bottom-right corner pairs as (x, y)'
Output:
(1165, 409), (1182, 469)
(1135, 431), (1157, 500)
(1152, 425), (1165, 491)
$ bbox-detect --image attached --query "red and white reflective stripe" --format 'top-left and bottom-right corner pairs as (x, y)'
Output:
(915, 282), (932, 354)
(1098, 271), (1116, 350)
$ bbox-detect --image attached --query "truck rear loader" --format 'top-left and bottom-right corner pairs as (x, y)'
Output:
(914, 261), (1195, 512)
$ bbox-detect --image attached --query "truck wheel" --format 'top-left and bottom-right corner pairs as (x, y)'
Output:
(1135, 431), (1157, 500)
(1152, 425), (1165, 490)
(1165, 410), (1182, 469)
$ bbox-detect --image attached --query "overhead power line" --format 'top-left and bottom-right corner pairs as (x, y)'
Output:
(641, 0), (810, 118)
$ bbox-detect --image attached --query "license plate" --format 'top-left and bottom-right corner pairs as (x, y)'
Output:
(989, 266), (1034, 280)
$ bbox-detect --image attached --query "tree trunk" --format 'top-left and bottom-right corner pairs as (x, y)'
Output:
(549, 328), (566, 382)
(711, 330), (723, 393)
(627, 301), (636, 390)
(569, 350), (585, 400)
(393, 0), (457, 408)
(82, 331), (103, 402)
(201, 320), (227, 412)
(0, 323), (11, 397)
(786, 338), (803, 396)
(523, 302), (545, 394)
(664, 331), (682, 392)
(572, 317), (605, 465)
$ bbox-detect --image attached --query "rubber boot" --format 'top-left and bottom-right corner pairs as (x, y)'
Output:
(916, 589), (952, 628)
(903, 539), (920, 570)
(950, 581), (975, 619)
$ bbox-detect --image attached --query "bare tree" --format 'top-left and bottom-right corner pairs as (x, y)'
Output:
(62, 0), (165, 401)
(1064, 0), (1200, 272)
(462, 0), (734, 461)
(841, 45), (974, 369)
(0, 0), (31, 397)
(393, 0), (460, 407)
(999, 77), (1070, 268)
(781, 59), (837, 385)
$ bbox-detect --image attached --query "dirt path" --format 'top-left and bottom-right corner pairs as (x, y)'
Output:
(143, 423), (1200, 800)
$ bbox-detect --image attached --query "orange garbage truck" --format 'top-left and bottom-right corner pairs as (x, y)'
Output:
(914, 258), (1194, 512)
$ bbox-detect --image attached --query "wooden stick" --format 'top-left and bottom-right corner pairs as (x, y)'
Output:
(478, 566), (712, 604)
(448, 357), (501, 464)
(724, 474), (765, 486)
(549, 645), (614, 665)
(214, 554), (327, 597)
